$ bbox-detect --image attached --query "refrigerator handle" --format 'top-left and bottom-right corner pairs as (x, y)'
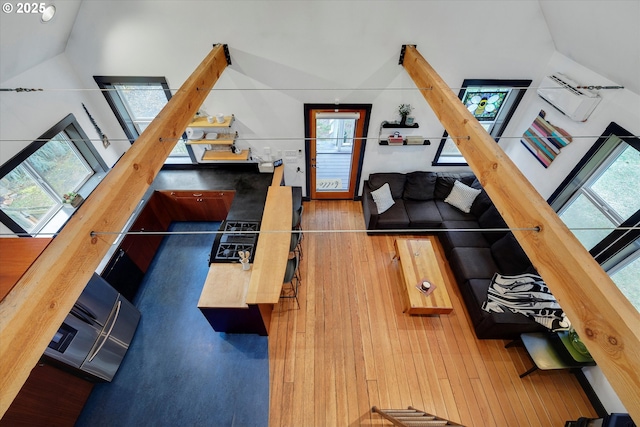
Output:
(87, 300), (121, 363)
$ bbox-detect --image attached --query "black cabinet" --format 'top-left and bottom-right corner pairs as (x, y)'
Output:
(102, 249), (144, 302)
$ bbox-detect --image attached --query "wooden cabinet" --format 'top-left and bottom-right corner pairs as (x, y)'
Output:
(1, 362), (94, 427)
(120, 192), (170, 273)
(104, 189), (234, 300)
(157, 190), (234, 222)
(0, 237), (52, 301)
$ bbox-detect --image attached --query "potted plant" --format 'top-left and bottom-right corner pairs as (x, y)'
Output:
(398, 104), (414, 125)
(63, 192), (83, 208)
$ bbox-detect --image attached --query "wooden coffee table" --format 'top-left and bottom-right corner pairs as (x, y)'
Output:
(394, 238), (453, 315)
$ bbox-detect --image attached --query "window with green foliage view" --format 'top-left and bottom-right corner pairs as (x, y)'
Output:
(1, 132), (93, 233)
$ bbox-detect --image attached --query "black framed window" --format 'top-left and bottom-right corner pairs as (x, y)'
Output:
(432, 79), (531, 166)
(549, 122), (640, 310)
(94, 76), (193, 163)
(0, 114), (108, 235)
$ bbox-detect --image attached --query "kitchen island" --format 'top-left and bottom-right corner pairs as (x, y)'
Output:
(198, 166), (292, 336)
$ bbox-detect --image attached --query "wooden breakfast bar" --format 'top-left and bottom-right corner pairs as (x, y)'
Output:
(198, 166), (292, 335)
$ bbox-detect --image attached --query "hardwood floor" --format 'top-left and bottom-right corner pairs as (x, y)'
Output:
(268, 200), (597, 427)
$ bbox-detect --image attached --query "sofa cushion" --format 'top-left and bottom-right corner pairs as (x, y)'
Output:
(464, 279), (546, 339)
(490, 233), (532, 275)
(444, 180), (482, 213)
(403, 171), (437, 201)
(477, 205), (509, 244)
(368, 173), (406, 199)
(470, 190), (493, 218)
(467, 178), (494, 217)
(435, 200), (476, 221)
(448, 247), (499, 284)
(438, 221), (489, 256)
(374, 199), (410, 229)
(370, 183), (395, 214)
(404, 199), (442, 228)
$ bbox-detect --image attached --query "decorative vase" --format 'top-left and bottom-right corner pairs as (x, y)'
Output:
(400, 115), (408, 126)
(405, 116), (415, 125)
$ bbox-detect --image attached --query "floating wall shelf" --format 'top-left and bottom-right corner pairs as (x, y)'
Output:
(381, 120), (419, 129)
(379, 139), (431, 146)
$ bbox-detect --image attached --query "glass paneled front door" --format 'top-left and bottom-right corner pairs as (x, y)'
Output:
(308, 108), (368, 200)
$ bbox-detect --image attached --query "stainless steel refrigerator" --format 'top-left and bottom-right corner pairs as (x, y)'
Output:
(45, 273), (140, 382)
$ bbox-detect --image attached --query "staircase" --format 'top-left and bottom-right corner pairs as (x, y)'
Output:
(372, 406), (465, 427)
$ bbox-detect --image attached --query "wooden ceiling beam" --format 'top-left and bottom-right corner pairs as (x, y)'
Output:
(0, 44), (230, 416)
(401, 45), (640, 420)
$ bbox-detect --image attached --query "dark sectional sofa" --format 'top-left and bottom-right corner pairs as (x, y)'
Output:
(362, 171), (547, 339)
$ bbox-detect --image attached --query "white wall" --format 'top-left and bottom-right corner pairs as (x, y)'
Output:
(0, 53), (128, 235)
(0, 53), (127, 166)
(61, 1), (555, 194)
(504, 51), (640, 200)
(504, 51), (640, 414)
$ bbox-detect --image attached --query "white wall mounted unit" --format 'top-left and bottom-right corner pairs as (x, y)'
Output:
(537, 73), (601, 122)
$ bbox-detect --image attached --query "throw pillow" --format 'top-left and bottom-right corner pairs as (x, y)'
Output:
(444, 180), (481, 213)
(370, 183), (395, 214)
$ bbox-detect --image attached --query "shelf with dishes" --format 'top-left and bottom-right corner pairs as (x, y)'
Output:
(190, 115), (235, 128)
(186, 113), (251, 162)
(202, 148), (250, 161)
(186, 131), (239, 145)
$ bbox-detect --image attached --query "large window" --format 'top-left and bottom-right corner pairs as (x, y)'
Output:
(94, 76), (192, 163)
(549, 122), (640, 309)
(433, 79), (531, 166)
(0, 114), (108, 235)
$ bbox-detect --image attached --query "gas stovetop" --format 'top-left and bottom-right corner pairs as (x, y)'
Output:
(210, 220), (260, 264)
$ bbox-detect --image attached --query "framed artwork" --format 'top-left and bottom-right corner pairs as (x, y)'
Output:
(462, 89), (510, 121)
(520, 110), (573, 168)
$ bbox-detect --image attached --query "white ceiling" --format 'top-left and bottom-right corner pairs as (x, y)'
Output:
(0, 0), (82, 82)
(1, 1), (638, 95)
(538, 0), (640, 94)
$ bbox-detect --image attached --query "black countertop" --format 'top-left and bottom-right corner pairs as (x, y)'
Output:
(151, 165), (273, 221)
(97, 165), (272, 273)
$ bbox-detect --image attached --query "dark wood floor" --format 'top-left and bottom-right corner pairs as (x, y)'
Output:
(268, 200), (597, 427)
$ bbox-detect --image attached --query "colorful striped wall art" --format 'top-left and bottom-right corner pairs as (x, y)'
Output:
(520, 110), (573, 168)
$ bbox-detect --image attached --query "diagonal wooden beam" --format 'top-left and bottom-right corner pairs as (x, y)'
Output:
(0, 44), (230, 416)
(401, 45), (640, 420)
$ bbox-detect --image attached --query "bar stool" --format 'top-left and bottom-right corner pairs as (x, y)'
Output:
(292, 186), (302, 212)
(289, 229), (303, 259)
(292, 204), (303, 230)
(281, 251), (301, 309)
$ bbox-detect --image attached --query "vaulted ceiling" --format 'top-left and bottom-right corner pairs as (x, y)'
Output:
(1, 1), (638, 95)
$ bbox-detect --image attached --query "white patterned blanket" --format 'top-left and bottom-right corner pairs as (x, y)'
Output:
(482, 273), (571, 331)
